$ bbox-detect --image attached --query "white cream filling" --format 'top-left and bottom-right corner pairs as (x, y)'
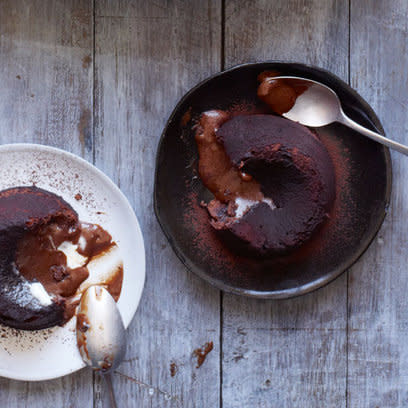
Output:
(77, 235), (87, 252)
(29, 282), (52, 306)
(57, 241), (87, 269)
(235, 197), (276, 218)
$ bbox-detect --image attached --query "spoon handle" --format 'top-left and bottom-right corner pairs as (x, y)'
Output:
(104, 373), (118, 408)
(338, 110), (408, 156)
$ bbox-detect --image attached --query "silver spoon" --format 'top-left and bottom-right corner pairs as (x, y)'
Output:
(268, 76), (408, 156)
(76, 286), (126, 408)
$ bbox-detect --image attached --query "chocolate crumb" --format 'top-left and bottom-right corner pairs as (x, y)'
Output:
(51, 265), (68, 282)
(16, 75), (21, 80)
(170, 362), (177, 377)
(82, 55), (92, 69)
(100, 354), (113, 372)
(193, 341), (213, 368)
(75, 193), (82, 201)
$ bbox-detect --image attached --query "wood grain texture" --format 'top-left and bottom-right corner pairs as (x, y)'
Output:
(224, 0), (349, 69)
(2, 0), (408, 407)
(348, 1), (408, 406)
(93, 1), (221, 407)
(0, 0), (94, 407)
(222, 1), (349, 406)
(0, 0), (94, 157)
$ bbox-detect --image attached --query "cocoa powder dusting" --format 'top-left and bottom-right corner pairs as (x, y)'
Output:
(181, 107), (192, 127)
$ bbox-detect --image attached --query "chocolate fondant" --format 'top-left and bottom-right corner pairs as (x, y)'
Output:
(196, 114), (336, 257)
(0, 186), (116, 330)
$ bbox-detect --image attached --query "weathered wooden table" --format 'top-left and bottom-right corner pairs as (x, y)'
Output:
(0, 1), (407, 407)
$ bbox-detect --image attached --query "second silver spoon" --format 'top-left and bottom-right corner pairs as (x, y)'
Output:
(77, 286), (127, 408)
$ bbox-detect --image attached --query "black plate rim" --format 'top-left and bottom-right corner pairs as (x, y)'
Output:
(154, 61), (392, 299)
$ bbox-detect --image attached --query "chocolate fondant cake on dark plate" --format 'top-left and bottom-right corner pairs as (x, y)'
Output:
(197, 113), (335, 257)
(154, 62), (391, 298)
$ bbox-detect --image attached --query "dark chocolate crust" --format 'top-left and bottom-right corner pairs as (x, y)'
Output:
(210, 114), (336, 256)
(0, 186), (78, 330)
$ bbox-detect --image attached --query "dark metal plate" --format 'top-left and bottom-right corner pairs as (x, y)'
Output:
(154, 62), (392, 298)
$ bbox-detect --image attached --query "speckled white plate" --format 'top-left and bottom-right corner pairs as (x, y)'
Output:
(0, 144), (145, 381)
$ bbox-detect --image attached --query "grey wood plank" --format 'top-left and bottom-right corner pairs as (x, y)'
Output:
(93, 1), (221, 407)
(0, 0), (94, 156)
(222, 1), (349, 407)
(348, 1), (408, 407)
(0, 0), (94, 407)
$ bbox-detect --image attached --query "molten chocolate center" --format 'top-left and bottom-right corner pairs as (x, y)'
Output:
(15, 222), (113, 300)
(195, 110), (264, 203)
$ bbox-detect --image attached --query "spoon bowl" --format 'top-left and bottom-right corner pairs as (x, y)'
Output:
(273, 77), (341, 126)
(77, 286), (127, 407)
(270, 76), (408, 155)
(77, 285), (126, 372)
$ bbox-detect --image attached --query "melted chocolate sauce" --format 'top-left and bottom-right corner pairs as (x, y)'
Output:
(16, 223), (87, 298)
(76, 312), (90, 333)
(102, 264), (124, 302)
(257, 72), (310, 115)
(15, 222), (113, 301)
(194, 110), (264, 203)
(77, 223), (113, 258)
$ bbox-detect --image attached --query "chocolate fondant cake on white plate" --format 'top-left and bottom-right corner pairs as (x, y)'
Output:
(0, 186), (122, 330)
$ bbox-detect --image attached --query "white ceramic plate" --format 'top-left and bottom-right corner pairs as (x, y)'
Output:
(0, 144), (145, 381)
